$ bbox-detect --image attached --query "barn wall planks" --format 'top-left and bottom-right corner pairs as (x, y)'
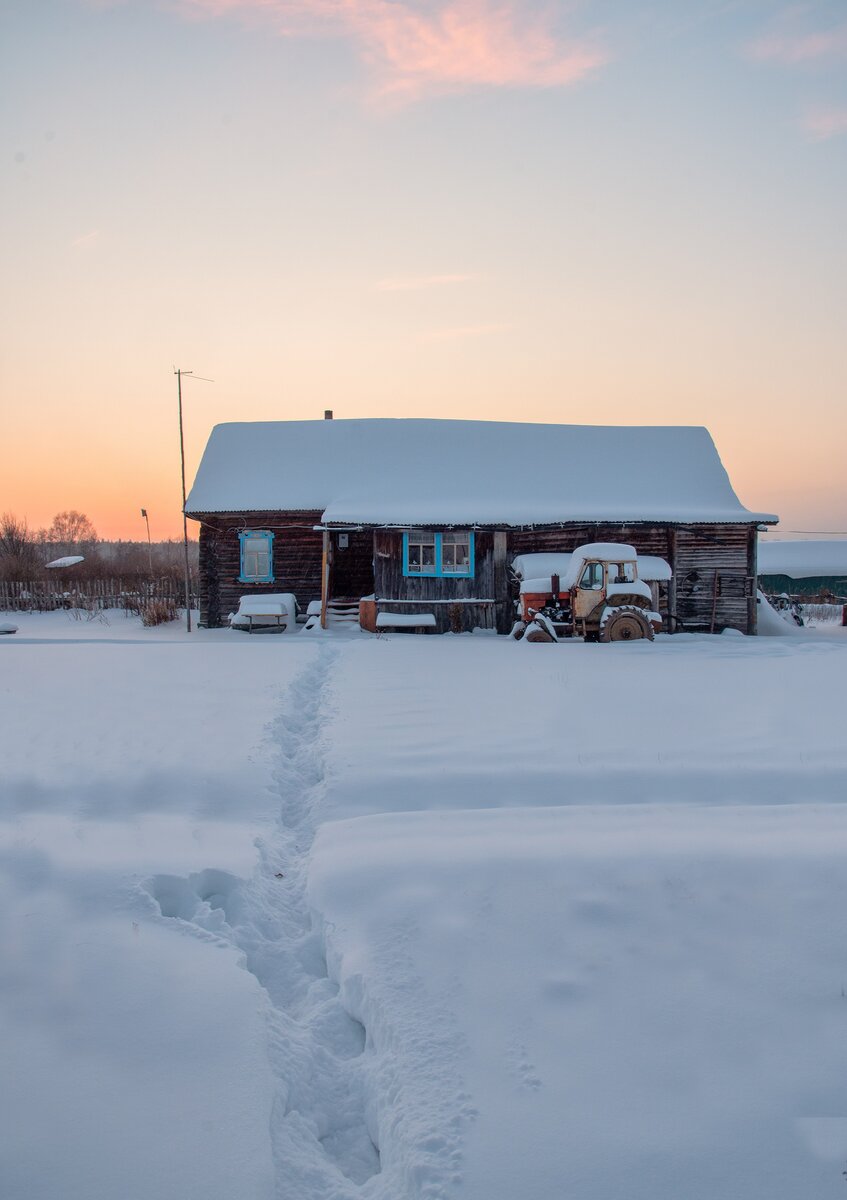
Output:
(674, 525), (754, 633)
(373, 530), (509, 632)
(507, 522), (755, 633)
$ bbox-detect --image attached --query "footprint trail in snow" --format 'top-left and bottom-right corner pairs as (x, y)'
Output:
(144, 646), (381, 1197)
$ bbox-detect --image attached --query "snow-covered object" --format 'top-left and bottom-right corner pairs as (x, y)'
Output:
(185, 419), (776, 526)
(230, 593), (297, 630)
(560, 543), (638, 589)
(0, 623), (17, 634)
(758, 539), (847, 579)
(375, 612), (436, 628)
(606, 579), (653, 602)
(636, 554), (672, 581)
(45, 555), (84, 568)
(512, 552), (573, 581)
(756, 590), (801, 637)
(516, 550), (671, 593)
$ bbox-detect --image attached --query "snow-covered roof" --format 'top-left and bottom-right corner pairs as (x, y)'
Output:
(45, 555), (85, 568)
(758, 540), (847, 579)
(186, 419), (776, 526)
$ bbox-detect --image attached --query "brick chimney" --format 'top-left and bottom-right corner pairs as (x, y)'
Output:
(324, 409), (333, 420)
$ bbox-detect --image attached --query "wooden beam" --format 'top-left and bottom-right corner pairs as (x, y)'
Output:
(320, 530), (329, 630)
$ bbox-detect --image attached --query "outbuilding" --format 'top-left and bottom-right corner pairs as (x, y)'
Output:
(185, 418), (776, 634)
(758, 540), (847, 600)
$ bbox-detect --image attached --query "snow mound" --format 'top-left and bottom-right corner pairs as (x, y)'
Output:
(757, 590), (801, 637)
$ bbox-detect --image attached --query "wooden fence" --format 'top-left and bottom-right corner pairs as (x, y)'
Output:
(0, 577), (199, 613)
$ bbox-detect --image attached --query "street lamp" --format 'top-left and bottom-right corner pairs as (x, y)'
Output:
(140, 509), (153, 574)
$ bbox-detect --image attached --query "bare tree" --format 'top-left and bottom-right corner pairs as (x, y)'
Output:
(0, 513), (42, 579)
(42, 510), (98, 559)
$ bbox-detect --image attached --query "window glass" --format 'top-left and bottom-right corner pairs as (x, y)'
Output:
(579, 561), (604, 590)
(441, 531), (470, 574)
(407, 531), (436, 574)
(608, 562), (636, 585)
(240, 531), (273, 581)
(402, 531), (474, 577)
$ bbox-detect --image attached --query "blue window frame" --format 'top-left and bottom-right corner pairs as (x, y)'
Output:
(238, 530), (275, 583)
(402, 530), (475, 579)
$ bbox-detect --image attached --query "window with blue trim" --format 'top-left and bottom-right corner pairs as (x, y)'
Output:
(239, 530), (274, 583)
(402, 530), (474, 578)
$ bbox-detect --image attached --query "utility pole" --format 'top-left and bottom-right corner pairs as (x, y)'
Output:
(174, 367), (213, 634)
(141, 508), (153, 574)
(175, 368), (193, 633)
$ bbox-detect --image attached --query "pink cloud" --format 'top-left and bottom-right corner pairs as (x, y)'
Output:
(748, 17), (847, 64)
(174, 0), (608, 102)
(801, 106), (847, 140)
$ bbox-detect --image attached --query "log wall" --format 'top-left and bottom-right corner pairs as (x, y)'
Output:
(194, 512), (324, 627)
(195, 514), (759, 634)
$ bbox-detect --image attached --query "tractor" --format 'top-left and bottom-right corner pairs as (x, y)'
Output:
(514, 543), (661, 643)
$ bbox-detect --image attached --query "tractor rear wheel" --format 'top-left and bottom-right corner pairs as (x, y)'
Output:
(600, 607), (654, 643)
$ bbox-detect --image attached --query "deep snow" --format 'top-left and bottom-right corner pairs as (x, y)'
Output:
(2, 612), (847, 1199)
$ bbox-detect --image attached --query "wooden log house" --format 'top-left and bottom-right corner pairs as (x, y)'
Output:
(185, 418), (777, 634)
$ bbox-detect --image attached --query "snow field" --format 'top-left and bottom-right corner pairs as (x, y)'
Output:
(321, 632), (847, 818)
(0, 615), (317, 1200)
(310, 805), (847, 1200)
(2, 613), (847, 1198)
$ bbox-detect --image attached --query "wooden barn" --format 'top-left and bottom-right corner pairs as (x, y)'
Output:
(185, 417), (777, 635)
(758, 540), (847, 601)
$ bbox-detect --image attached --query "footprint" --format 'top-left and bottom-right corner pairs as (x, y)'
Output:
(506, 1041), (541, 1091)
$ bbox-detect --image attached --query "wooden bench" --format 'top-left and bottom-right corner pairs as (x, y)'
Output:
(375, 612), (437, 634)
(230, 594), (297, 633)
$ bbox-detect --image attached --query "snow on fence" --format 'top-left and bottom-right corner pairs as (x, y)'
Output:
(0, 578), (199, 613)
(802, 603), (845, 626)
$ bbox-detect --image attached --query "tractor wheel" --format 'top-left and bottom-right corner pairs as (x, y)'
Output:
(599, 607), (654, 643)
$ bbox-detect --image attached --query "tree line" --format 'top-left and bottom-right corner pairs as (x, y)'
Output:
(0, 511), (199, 582)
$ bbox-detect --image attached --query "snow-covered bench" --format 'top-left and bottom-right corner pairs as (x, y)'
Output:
(375, 612), (437, 634)
(230, 593), (298, 633)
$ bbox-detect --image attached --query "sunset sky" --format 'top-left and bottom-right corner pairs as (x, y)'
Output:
(2, 0), (845, 540)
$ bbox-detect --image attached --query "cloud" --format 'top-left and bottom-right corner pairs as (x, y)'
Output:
(376, 272), (475, 291)
(748, 15), (847, 65)
(173, 0), (608, 103)
(70, 230), (100, 249)
(801, 106), (847, 140)
(419, 321), (510, 341)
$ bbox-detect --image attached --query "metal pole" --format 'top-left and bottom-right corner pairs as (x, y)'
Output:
(176, 368), (192, 633)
